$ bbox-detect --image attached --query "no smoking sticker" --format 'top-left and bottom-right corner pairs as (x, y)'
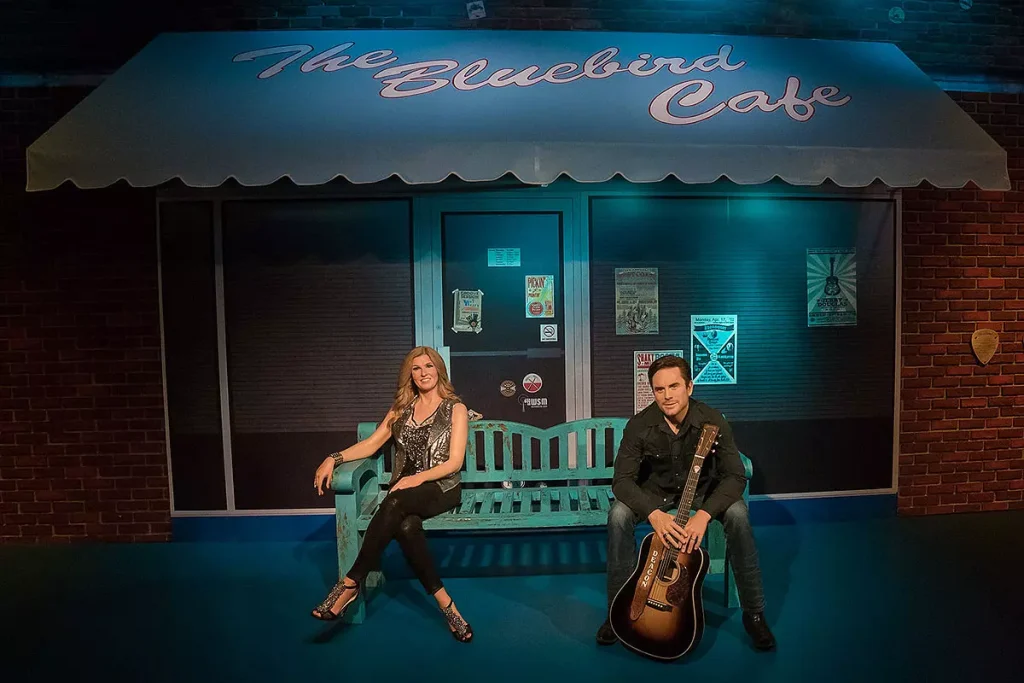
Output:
(540, 324), (558, 342)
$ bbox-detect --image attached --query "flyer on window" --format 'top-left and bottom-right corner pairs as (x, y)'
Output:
(525, 275), (555, 318)
(615, 267), (659, 335)
(691, 315), (737, 385)
(807, 248), (857, 327)
(452, 289), (483, 333)
(634, 350), (687, 413)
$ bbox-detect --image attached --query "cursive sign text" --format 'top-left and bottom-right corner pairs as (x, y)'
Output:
(233, 42), (851, 125)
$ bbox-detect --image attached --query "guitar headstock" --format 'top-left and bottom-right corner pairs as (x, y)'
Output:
(695, 423), (720, 459)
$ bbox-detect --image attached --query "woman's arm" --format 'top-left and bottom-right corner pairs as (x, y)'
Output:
(328, 410), (398, 465)
(314, 410), (397, 495)
(412, 403), (468, 483)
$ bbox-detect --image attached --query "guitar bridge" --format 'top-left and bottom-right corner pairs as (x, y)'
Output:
(645, 598), (671, 611)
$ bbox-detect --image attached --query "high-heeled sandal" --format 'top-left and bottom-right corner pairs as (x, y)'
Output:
(311, 579), (359, 621)
(441, 599), (473, 642)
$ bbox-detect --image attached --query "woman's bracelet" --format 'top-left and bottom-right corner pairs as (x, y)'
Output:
(329, 451), (345, 465)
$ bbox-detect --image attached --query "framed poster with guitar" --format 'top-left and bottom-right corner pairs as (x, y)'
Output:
(807, 247), (857, 327)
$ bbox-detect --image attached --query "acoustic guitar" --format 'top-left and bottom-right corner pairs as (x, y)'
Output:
(608, 422), (719, 661)
(824, 256), (841, 296)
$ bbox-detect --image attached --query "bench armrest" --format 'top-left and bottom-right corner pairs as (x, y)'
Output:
(739, 452), (753, 503)
(331, 458), (378, 494)
(740, 452), (753, 481)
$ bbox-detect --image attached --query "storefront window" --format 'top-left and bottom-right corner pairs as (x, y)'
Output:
(589, 195), (896, 495)
(221, 199), (414, 510)
(159, 201), (225, 511)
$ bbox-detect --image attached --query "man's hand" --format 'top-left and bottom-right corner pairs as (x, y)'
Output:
(681, 511), (711, 554)
(648, 510), (687, 549)
(389, 473), (424, 493)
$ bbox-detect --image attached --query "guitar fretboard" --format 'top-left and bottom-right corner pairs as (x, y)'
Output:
(661, 423), (716, 561)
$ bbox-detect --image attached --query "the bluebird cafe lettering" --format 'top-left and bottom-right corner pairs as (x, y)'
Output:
(233, 42), (851, 125)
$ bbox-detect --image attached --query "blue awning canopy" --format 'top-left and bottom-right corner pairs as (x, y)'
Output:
(26, 30), (1010, 191)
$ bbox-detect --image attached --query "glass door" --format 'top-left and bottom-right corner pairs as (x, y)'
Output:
(415, 196), (582, 428)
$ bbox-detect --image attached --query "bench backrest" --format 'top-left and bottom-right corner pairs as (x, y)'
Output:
(356, 418), (628, 485)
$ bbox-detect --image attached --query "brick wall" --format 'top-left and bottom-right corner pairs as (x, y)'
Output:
(0, 87), (167, 543)
(1, 1), (1022, 78)
(899, 92), (1024, 516)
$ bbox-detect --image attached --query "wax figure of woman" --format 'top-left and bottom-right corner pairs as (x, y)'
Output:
(310, 347), (472, 642)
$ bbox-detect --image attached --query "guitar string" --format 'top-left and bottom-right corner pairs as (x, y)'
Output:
(654, 429), (717, 588)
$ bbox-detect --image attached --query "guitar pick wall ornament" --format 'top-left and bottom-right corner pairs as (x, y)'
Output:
(971, 329), (999, 366)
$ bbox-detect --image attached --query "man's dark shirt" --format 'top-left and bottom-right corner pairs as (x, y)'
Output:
(612, 398), (746, 520)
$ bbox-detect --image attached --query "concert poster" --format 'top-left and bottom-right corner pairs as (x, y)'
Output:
(525, 275), (555, 318)
(691, 315), (737, 385)
(452, 289), (483, 333)
(807, 248), (857, 327)
(615, 268), (660, 335)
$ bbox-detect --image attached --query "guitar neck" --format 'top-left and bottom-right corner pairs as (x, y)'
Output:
(663, 423), (718, 561)
(673, 452), (706, 528)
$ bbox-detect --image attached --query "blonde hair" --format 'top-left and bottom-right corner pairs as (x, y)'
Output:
(390, 346), (459, 418)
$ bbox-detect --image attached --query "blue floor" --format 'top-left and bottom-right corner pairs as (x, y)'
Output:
(3, 511), (1021, 682)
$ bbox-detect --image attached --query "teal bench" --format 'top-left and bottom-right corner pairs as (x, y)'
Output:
(330, 418), (753, 624)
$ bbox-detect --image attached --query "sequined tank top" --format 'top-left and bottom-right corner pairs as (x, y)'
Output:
(390, 397), (462, 493)
(398, 408), (437, 477)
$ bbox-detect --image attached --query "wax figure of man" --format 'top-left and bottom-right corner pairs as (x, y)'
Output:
(596, 355), (775, 651)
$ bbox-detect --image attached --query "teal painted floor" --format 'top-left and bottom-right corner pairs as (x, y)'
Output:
(3, 511), (1021, 682)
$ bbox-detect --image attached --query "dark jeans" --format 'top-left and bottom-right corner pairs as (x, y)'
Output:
(606, 496), (766, 614)
(347, 482), (460, 596)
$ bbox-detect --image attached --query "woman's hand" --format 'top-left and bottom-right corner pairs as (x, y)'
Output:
(389, 473), (424, 493)
(314, 457), (336, 496)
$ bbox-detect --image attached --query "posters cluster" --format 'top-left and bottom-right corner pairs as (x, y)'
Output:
(691, 315), (737, 385)
(807, 248), (857, 327)
(633, 350), (686, 413)
(525, 275), (555, 318)
(615, 268), (659, 335)
(619, 246), (855, 391)
(452, 289), (483, 333)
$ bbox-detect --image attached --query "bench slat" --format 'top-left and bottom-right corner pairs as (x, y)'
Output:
(573, 430), (588, 470)
(512, 488), (523, 514)
(482, 432), (497, 477)
(423, 511), (609, 530)
(458, 491), (478, 515)
(595, 428), (607, 473)
(579, 486), (593, 513)
(497, 490), (512, 515)
(539, 435), (551, 475)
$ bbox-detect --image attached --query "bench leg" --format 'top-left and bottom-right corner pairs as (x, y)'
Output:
(366, 569), (385, 591)
(335, 498), (366, 624)
(724, 546), (740, 609)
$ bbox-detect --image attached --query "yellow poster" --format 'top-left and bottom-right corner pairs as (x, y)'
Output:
(525, 275), (554, 318)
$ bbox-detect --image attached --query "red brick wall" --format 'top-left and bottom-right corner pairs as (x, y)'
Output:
(899, 92), (1024, 516)
(1, 87), (167, 543)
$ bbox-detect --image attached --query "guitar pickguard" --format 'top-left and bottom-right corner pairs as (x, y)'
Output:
(665, 572), (691, 606)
